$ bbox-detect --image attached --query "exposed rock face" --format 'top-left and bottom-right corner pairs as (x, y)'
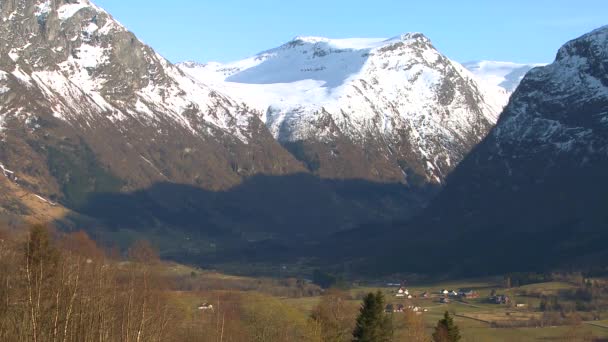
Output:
(435, 25), (608, 227)
(370, 26), (608, 274)
(0, 0), (516, 261)
(0, 0), (434, 250)
(0, 0), (305, 208)
(180, 34), (508, 185)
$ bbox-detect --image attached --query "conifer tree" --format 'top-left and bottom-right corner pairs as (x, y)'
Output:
(432, 311), (461, 342)
(352, 291), (392, 342)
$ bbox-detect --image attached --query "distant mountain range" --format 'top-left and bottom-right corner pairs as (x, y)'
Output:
(339, 25), (608, 276)
(1, 0), (604, 277)
(179, 35), (507, 185)
(0, 0), (506, 258)
(462, 61), (545, 93)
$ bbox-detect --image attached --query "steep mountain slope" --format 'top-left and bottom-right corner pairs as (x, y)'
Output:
(0, 0), (307, 202)
(180, 35), (508, 185)
(367, 26), (608, 275)
(462, 60), (544, 93)
(0, 0), (437, 254)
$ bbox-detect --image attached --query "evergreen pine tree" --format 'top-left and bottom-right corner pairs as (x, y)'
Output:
(432, 311), (461, 342)
(352, 291), (393, 342)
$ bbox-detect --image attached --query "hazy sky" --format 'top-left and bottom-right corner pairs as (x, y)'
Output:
(93, 0), (607, 64)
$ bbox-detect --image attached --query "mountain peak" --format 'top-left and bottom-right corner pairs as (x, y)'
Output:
(180, 31), (508, 185)
(391, 32), (431, 43)
(280, 32), (431, 52)
(556, 24), (608, 63)
(291, 36), (331, 43)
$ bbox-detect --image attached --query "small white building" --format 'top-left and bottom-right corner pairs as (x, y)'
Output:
(396, 287), (409, 297)
(197, 303), (214, 311)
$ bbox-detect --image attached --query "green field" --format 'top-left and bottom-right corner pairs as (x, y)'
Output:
(282, 279), (608, 341)
(153, 266), (608, 341)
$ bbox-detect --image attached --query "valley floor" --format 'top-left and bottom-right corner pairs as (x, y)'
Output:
(281, 278), (608, 341)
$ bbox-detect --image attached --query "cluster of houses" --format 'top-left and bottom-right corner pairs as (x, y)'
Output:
(394, 287), (432, 299)
(389, 284), (519, 309)
(395, 287), (413, 299)
(391, 286), (482, 308)
(436, 288), (479, 303)
(394, 287), (479, 301)
(385, 304), (428, 314)
(438, 289), (480, 299)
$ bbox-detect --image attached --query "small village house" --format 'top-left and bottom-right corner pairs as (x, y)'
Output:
(197, 303), (214, 311)
(396, 287), (409, 297)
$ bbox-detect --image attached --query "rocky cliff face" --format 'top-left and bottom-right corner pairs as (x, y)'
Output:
(0, 0), (436, 251)
(0, 0), (306, 208)
(180, 34), (508, 185)
(0, 0), (527, 262)
(368, 26), (608, 275)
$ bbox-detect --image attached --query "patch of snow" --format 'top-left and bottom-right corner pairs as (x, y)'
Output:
(83, 22), (99, 34)
(134, 99), (154, 117)
(8, 49), (19, 62)
(0, 71), (8, 95)
(76, 44), (109, 68)
(11, 67), (32, 85)
(0, 163), (14, 177)
(462, 61), (546, 93)
(140, 155), (168, 179)
(31, 69), (115, 123)
(98, 18), (123, 35)
(35, 0), (52, 17)
(292, 36), (392, 50)
(34, 194), (48, 203)
(57, 1), (90, 21)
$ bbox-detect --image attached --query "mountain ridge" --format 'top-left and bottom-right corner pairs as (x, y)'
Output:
(179, 32), (508, 185)
(0, 0), (453, 255)
(350, 24), (608, 276)
(1, 0), (570, 270)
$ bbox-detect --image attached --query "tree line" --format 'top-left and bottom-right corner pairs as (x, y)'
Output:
(0, 225), (175, 341)
(0, 225), (461, 341)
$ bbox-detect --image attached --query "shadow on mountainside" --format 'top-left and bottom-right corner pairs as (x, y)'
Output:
(53, 173), (438, 267)
(326, 127), (608, 278)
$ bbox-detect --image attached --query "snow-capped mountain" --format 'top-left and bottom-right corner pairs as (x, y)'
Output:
(0, 0), (432, 244)
(462, 60), (545, 93)
(379, 25), (608, 273)
(0, 0), (306, 201)
(180, 34), (508, 184)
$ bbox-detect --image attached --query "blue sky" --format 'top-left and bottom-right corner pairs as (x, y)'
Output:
(94, 0), (606, 64)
